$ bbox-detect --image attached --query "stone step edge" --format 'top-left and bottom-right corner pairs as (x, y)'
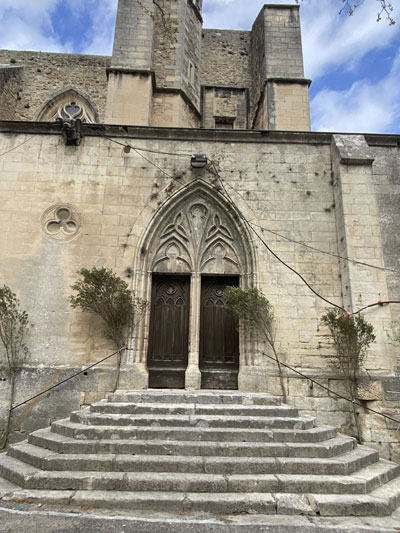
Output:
(72, 412), (330, 435)
(90, 402), (299, 414)
(55, 419), (315, 436)
(27, 428), (357, 457)
(76, 411), (314, 423)
(7, 442), (378, 475)
(68, 416), (335, 442)
(109, 390), (282, 404)
(1, 454), (398, 495)
(2, 486), (400, 517)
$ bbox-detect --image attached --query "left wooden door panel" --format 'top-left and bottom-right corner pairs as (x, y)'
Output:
(147, 275), (190, 388)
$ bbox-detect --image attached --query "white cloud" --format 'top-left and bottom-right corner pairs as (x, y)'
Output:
(0, 0), (117, 55)
(301, 0), (400, 79)
(0, 14), (67, 52)
(0, 0), (66, 52)
(311, 52), (400, 133)
(78, 0), (118, 56)
(202, 0), (288, 30)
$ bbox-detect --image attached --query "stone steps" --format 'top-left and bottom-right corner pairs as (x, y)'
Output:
(28, 426), (357, 457)
(7, 442), (378, 475)
(89, 401), (300, 418)
(57, 418), (315, 440)
(1, 453), (398, 494)
(0, 389), (399, 519)
(72, 410), (316, 430)
(109, 391), (281, 405)
(2, 482), (400, 517)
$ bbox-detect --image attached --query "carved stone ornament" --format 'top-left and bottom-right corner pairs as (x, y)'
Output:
(37, 88), (98, 123)
(151, 200), (243, 275)
(49, 101), (94, 123)
(41, 204), (81, 242)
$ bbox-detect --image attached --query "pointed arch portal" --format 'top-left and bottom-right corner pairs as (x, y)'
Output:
(133, 181), (255, 390)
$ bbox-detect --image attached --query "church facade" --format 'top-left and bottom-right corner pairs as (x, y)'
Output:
(0, 1), (399, 460)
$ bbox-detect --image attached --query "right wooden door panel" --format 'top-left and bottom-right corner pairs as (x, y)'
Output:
(200, 276), (239, 389)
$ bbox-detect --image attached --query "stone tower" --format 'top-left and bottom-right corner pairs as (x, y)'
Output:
(105, 1), (310, 131)
(250, 5), (311, 130)
(105, 0), (203, 127)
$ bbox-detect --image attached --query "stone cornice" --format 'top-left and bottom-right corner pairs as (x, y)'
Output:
(0, 121), (399, 148)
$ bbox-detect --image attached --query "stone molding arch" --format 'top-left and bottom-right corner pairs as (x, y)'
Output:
(127, 179), (258, 390)
(137, 179), (256, 278)
(37, 86), (99, 123)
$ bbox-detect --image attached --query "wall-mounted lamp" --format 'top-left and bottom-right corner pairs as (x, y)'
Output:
(191, 154), (208, 169)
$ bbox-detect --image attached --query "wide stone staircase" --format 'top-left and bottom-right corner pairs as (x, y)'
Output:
(1, 390), (400, 519)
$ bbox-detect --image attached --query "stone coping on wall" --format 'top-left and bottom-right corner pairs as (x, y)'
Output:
(0, 49), (111, 61)
(0, 120), (399, 148)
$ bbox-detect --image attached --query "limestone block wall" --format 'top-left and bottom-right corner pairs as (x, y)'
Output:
(111, 0), (154, 69)
(202, 87), (248, 129)
(268, 80), (311, 131)
(151, 0), (202, 124)
(181, 0), (202, 110)
(152, 91), (200, 128)
(200, 30), (251, 89)
(0, 50), (109, 122)
(249, 10), (266, 126)
(263, 5), (305, 79)
(370, 140), (400, 349)
(0, 124), (398, 458)
(249, 5), (310, 131)
(0, 66), (23, 120)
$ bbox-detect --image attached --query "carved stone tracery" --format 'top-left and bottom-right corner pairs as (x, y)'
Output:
(151, 199), (242, 274)
(41, 204), (81, 242)
(37, 88), (98, 123)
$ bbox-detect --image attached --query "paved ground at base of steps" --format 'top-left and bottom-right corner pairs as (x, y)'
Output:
(1, 501), (399, 533)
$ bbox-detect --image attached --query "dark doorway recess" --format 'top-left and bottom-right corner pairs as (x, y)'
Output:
(147, 275), (190, 389)
(200, 276), (239, 390)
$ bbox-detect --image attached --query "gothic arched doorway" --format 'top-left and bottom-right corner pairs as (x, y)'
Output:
(133, 180), (255, 390)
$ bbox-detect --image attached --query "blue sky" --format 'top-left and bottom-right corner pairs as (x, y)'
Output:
(0, 0), (399, 134)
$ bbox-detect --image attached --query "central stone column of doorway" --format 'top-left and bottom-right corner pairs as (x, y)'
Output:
(185, 274), (202, 389)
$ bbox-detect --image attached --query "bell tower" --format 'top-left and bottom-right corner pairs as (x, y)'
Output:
(105, 0), (203, 127)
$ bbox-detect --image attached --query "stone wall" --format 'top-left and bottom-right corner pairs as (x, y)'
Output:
(0, 66), (23, 120)
(0, 124), (398, 458)
(203, 87), (248, 129)
(201, 30), (251, 89)
(111, 0), (154, 69)
(249, 9), (267, 128)
(152, 0), (202, 110)
(370, 141), (400, 360)
(263, 5), (305, 79)
(268, 80), (311, 131)
(0, 50), (110, 122)
(181, 0), (202, 110)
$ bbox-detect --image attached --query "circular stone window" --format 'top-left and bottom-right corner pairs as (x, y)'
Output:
(41, 204), (81, 242)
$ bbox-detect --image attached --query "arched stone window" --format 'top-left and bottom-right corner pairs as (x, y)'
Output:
(37, 87), (98, 123)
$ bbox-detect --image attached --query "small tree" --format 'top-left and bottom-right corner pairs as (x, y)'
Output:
(224, 287), (287, 401)
(70, 267), (148, 391)
(321, 309), (375, 442)
(0, 286), (31, 449)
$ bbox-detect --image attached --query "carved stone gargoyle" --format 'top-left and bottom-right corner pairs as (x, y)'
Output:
(57, 118), (82, 146)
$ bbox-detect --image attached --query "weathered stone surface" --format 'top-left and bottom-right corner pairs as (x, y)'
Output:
(0, 389), (399, 523)
(0, 0), (399, 460)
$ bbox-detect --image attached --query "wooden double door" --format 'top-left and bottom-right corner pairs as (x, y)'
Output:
(147, 275), (239, 389)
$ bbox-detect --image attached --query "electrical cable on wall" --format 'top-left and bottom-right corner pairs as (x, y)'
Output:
(87, 130), (400, 276)
(207, 161), (346, 312)
(0, 135), (35, 159)
(78, 129), (400, 317)
(211, 164), (400, 316)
